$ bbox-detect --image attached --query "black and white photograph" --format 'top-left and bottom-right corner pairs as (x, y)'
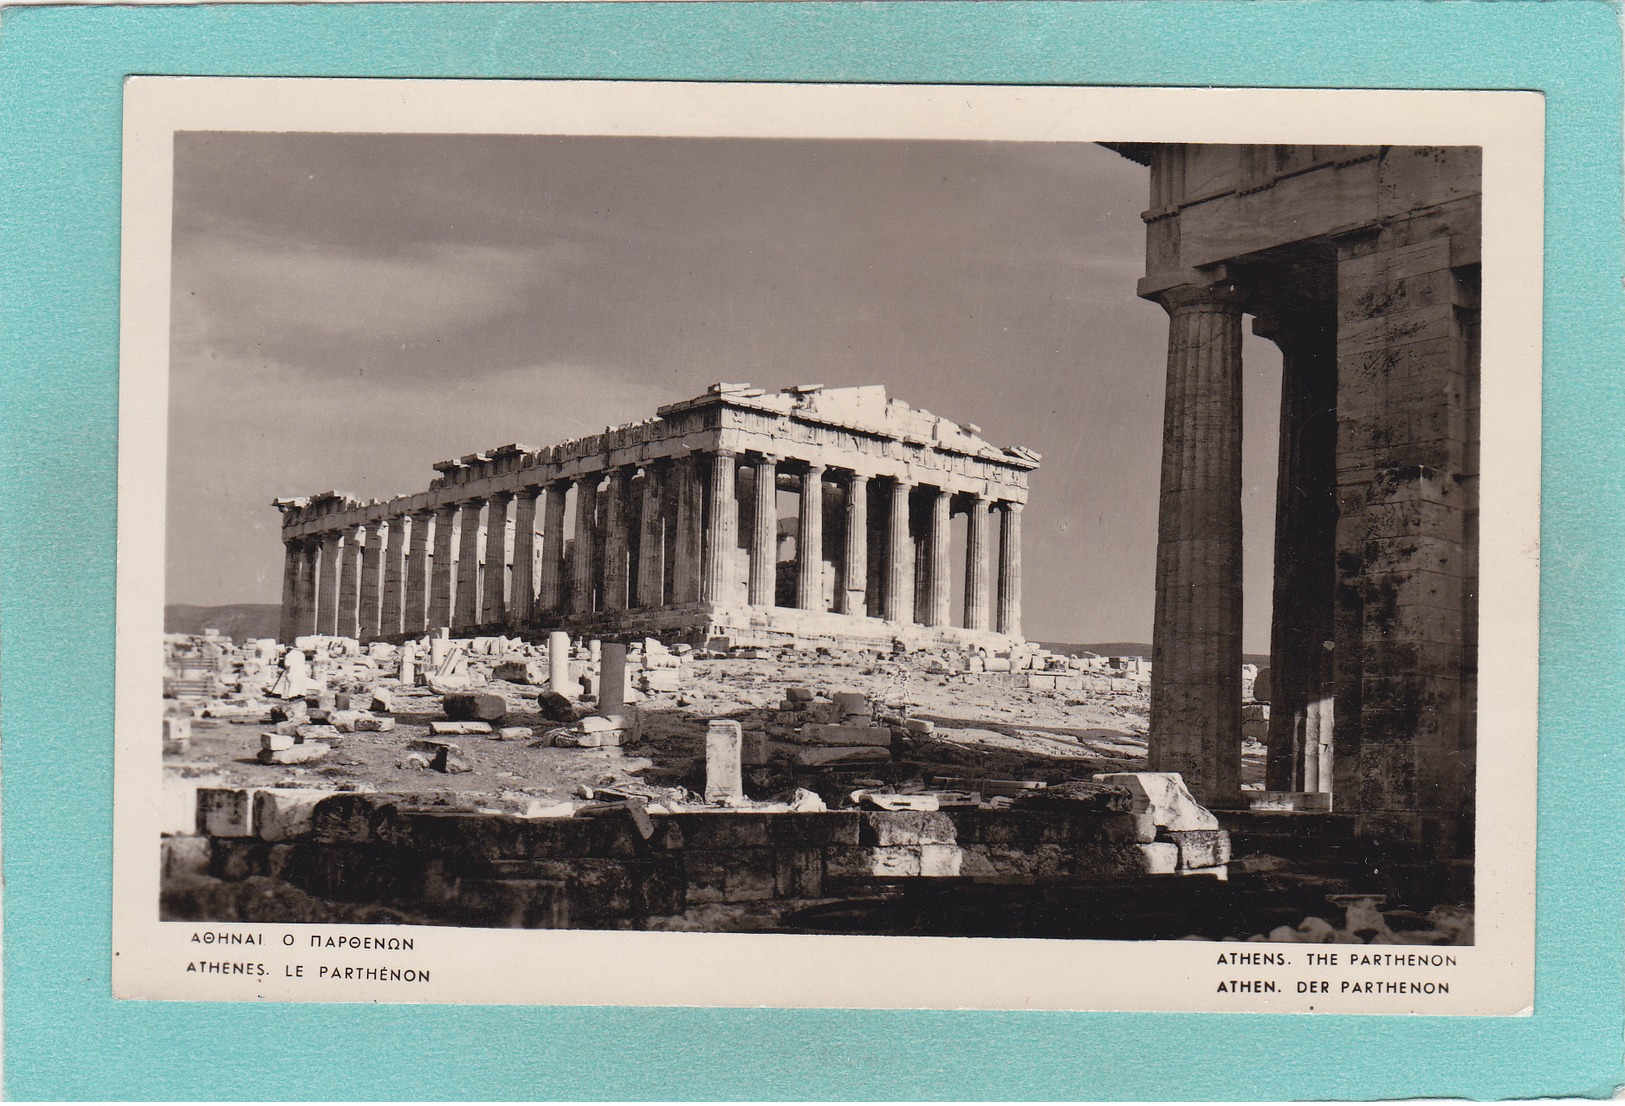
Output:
(114, 80), (1540, 1011)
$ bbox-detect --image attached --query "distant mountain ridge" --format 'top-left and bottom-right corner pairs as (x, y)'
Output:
(165, 603), (281, 642)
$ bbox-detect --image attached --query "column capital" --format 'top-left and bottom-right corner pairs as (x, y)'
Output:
(486, 488), (515, 503)
(1001, 500), (1025, 515)
(1154, 279), (1247, 316)
(711, 447), (739, 461)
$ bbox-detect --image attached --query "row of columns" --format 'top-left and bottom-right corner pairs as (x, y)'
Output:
(280, 451), (1025, 642)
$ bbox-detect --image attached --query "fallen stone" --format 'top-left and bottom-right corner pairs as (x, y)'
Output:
(327, 709), (366, 733)
(495, 726), (534, 741)
(260, 742), (330, 765)
(424, 673), (475, 695)
(1090, 772), (1220, 830)
(786, 687), (816, 702)
(535, 691), (576, 723)
(251, 788), (329, 841)
(261, 733), (296, 752)
(369, 690), (394, 714)
(267, 701), (307, 725)
(903, 718), (935, 735)
(163, 716), (192, 741)
(493, 659), (548, 684)
(787, 787), (828, 812)
(444, 691), (507, 722)
(352, 713), (396, 732)
(801, 722), (893, 747)
(857, 791), (939, 812)
(433, 747), (473, 773)
(831, 691), (870, 717)
(430, 721), (492, 736)
(295, 723), (341, 742)
(794, 746), (890, 766)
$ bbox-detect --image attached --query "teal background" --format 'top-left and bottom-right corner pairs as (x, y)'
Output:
(1, 1), (1620, 1099)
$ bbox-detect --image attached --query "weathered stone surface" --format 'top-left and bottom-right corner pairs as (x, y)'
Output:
(260, 742), (330, 765)
(443, 692), (507, 722)
(196, 788), (253, 837)
(495, 726), (535, 742)
(252, 788), (330, 841)
(860, 810), (957, 846)
(1091, 772), (1220, 830)
(801, 723), (892, 747)
(1166, 828), (1232, 869)
(794, 746), (889, 767)
(704, 720), (744, 804)
(535, 691), (576, 723)
(430, 721), (493, 735)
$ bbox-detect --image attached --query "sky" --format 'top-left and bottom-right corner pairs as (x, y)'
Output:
(168, 132), (1284, 650)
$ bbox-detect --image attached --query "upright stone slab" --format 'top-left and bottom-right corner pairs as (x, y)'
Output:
(704, 720), (744, 804)
(600, 641), (629, 715)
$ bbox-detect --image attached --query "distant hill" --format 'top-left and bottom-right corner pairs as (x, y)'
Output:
(1038, 640), (1269, 667)
(165, 603), (281, 642)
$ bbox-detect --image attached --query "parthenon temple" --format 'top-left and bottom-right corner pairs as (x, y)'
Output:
(1107, 143), (1480, 854)
(274, 384), (1037, 652)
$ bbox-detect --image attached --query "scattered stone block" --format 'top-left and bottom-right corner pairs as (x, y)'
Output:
(832, 691), (869, 717)
(535, 691), (576, 723)
(352, 713), (395, 732)
(493, 659), (548, 685)
(430, 721), (493, 736)
(369, 690), (394, 714)
(260, 742), (330, 765)
(787, 788), (828, 812)
(495, 726), (535, 742)
(163, 717), (192, 740)
(903, 719), (935, 735)
(251, 788), (329, 841)
(641, 669), (681, 693)
(801, 722), (892, 747)
(261, 733), (296, 752)
(444, 691), (507, 722)
(268, 700), (307, 724)
(786, 687), (816, 702)
(327, 709), (366, 732)
(1090, 772), (1220, 830)
(704, 720), (744, 804)
(857, 792), (939, 812)
(295, 723), (340, 742)
(1167, 829), (1232, 869)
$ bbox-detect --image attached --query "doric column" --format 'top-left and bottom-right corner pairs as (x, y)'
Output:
(841, 473), (870, 616)
(568, 475), (598, 615)
(670, 454), (702, 604)
(748, 455), (778, 607)
(278, 538), (302, 642)
(427, 504), (457, 629)
(378, 518), (407, 637)
(316, 531), (342, 636)
(963, 494), (992, 631)
(602, 469), (632, 610)
(797, 463), (826, 610)
(454, 499), (484, 629)
(701, 451), (738, 605)
(294, 540), (319, 638)
(925, 488), (952, 627)
(537, 482), (569, 614)
(1149, 281), (1246, 804)
(635, 466), (665, 608)
(884, 479), (915, 623)
(996, 503), (1024, 639)
(337, 524), (365, 639)
(359, 521), (386, 640)
(404, 510), (431, 632)
(509, 488), (540, 625)
(480, 491), (512, 628)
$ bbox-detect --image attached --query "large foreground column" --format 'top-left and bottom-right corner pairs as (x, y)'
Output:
(358, 521), (385, 640)
(481, 491), (512, 627)
(884, 479), (915, 623)
(293, 541), (319, 639)
(337, 524), (365, 639)
(427, 504), (457, 629)
(537, 483), (569, 615)
(670, 455), (702, 604)
(842, 473), (869, 616)
(701, 451), (738, 605)
(963, 494), (992, 631)
(748, 455), (778, 607)
(454, 499), (484, 629)
(1149, 281), (1246, 804)
(278, 539), (302, 642)
(379, 518), (407, 637)
(996, 503), (1023, 638)
(602, 470), (632, 610)
(635, 466), (665, 608)
(509, 488), (540, 625)
(569, 476), (598, 615)
(316, 532), (341, 636)
(925, 488), (952, 627)
(404, 510), (431, 632)
(797, 464), (825, 610)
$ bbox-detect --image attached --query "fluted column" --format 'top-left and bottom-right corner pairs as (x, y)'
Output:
(963, 494), (992, 630)
(602, 469), (632, 610)
(996, 503), (1023, 638)
(925, 488), (951, 627)
(748, 455), (778, 607)
(378, 518), (407, 637)
(1149, 281), (1246, 804)
(427, 504), (457, 629)
(840, 473), (870, 616)
(316, 531), (342, 636)
(337, 524), (365, 639)
(671, 455), (702, 604)
(404, 510), (432, 632)
(569, 475), (598, 615)
(454, 499), (483, 629)
(537, 483), (569, 614)
(479, 491), (512, 628)
(294, 541), (319, 638)
(509, 488), (540, 625)
(884, 479), (915, 623)
(635, 466), (666, 608)
(359, 522), (386, 640)
(701, 451), (738, 605)
(278, 539), (302, 642)
(797, 463), (826, 610)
